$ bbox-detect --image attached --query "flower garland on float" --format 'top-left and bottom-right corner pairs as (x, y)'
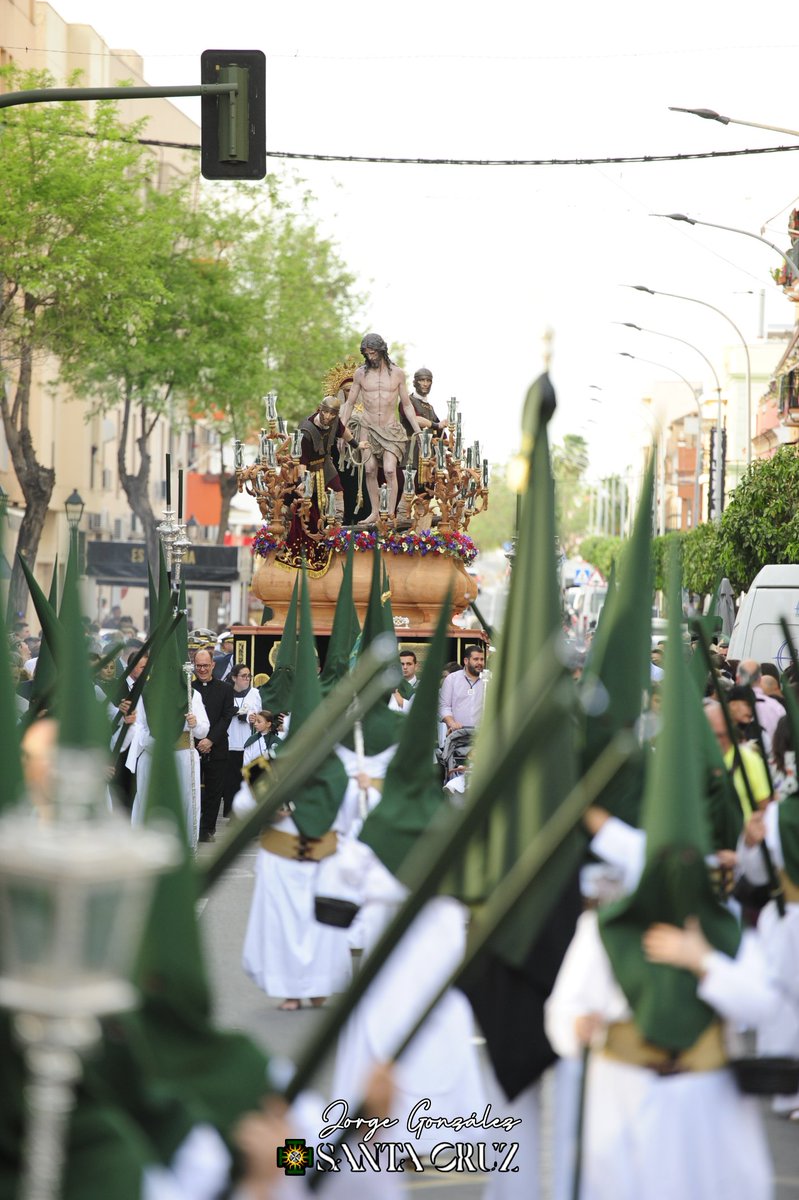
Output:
(251, 525), (478, 567)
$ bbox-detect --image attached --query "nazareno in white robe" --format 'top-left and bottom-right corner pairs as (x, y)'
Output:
(128, 690), (209, 849)
(737, 800), (799, 1114)
(236, 789), (352, 1001)
(545, 910), (778, 1200)
(329, 846), (488, 1159)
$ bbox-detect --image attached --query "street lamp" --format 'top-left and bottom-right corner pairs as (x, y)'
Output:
(619, 352), (704, 531)
(616, 322), (723, 519)
(651, 213), (799, 282)
(63, 489), (84, 554)
(669, 106), (799, 141)
(624, 284), (753, 466)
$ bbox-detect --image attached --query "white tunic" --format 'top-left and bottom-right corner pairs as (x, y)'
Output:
(237, 789), (352, 1000)
(330, 849), (488, 1158)
(227, 686), (263, 752)
(127, 690), (209, 848)
(738, 801), (799, 1113)
(545, 911), (777, 1200)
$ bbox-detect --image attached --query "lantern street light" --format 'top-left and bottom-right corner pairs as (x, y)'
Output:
(623, 284), (753, 466)
(64, 489), (84, 568)
(0, 750), (179, 1200)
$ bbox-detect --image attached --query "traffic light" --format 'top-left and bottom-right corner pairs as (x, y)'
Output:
(200, 50), (266, 180)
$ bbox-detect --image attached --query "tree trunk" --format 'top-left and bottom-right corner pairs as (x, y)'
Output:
(1, 306), (57, 621)
(117, 392), (160, 568)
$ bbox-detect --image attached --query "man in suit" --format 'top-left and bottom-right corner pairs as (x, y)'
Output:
(192, 648), (236, 843)
(389, 649), (418, 713)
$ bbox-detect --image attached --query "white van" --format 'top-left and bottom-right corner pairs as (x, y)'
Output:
(727, 565), (799, 669)
(572, 586), (608, 636)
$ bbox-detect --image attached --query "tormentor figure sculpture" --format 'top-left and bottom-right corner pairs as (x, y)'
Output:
(341, 333), (423, 523)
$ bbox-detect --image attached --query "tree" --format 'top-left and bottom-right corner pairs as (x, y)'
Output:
(577, 535), (622, 581)
(62, 181), (363, 551)
(716, 446), (799, 590)
(682, 521), (720, 597)
(467, 465), (517, 553)
(552, 433), (593, 553)
(0, 67), (170, 617)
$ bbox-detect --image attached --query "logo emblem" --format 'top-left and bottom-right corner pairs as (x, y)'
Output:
(277, 1138), (314, 1176)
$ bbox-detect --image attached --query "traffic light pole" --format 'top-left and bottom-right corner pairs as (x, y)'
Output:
(0, 83), (237, 110)
(0, 49), (266, 180)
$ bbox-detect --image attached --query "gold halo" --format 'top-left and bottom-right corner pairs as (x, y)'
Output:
(322, 355), (359, 397)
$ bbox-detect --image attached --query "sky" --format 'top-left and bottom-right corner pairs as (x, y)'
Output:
(43, 1), (799, 478)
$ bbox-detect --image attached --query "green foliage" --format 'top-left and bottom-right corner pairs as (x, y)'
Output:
(715, 446), (799, 590)
(0, 66), (167, 369)
(577, 535), (623, 581)
(651, 532), (685, 595)
(681, 521), (720, 596)
(468, 466), (517, 552)
(552, 433), (592, 552)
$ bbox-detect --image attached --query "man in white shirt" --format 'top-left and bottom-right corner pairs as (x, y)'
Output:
(438, 644), (486, 733)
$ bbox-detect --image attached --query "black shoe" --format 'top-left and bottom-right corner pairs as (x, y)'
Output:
(199, 831), (216, 843)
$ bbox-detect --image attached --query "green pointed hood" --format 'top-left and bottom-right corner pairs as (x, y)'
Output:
(599, 549), (741, 1051)
(360, 547), (394, 650)
(320, 539), (360, 695)
(360, 594), (451, 877)
(582, 458), (654, 758)
(341, 547), (403, 755)
(27, 557), (60, 717)
(458, 373), (583, 969)
(281, 566), (348, 838)
(18, 554), (61, 719)
(259, 574), (299, 712)
(56, 565), (110, 753)
(133, 654), (269, 1132)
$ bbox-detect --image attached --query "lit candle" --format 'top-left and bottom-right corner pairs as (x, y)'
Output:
(473, 441), (481, 469)
(259, 428), (269, 461)
(379, 483), (389, 513)
(447, 397), (457, 426)
(265, 393), (278, 422)
(403, 468), (416, 496)
(326, 489), (337, 519)
(435, 439), (447, 470)
(454, 429), (462, 459)
(278, 417), (287, 435)
(234, 440), (243, 470)
(421, 429), (433, 458)
(466, 447), (474, 468)
(177, 468), (183, 520)
(291, 429), (304, 459)
(482, 460), (489, 488)
(265, 439), (277, 470)
(165, 453), (172, 507)
(303, 471), (314, 499)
